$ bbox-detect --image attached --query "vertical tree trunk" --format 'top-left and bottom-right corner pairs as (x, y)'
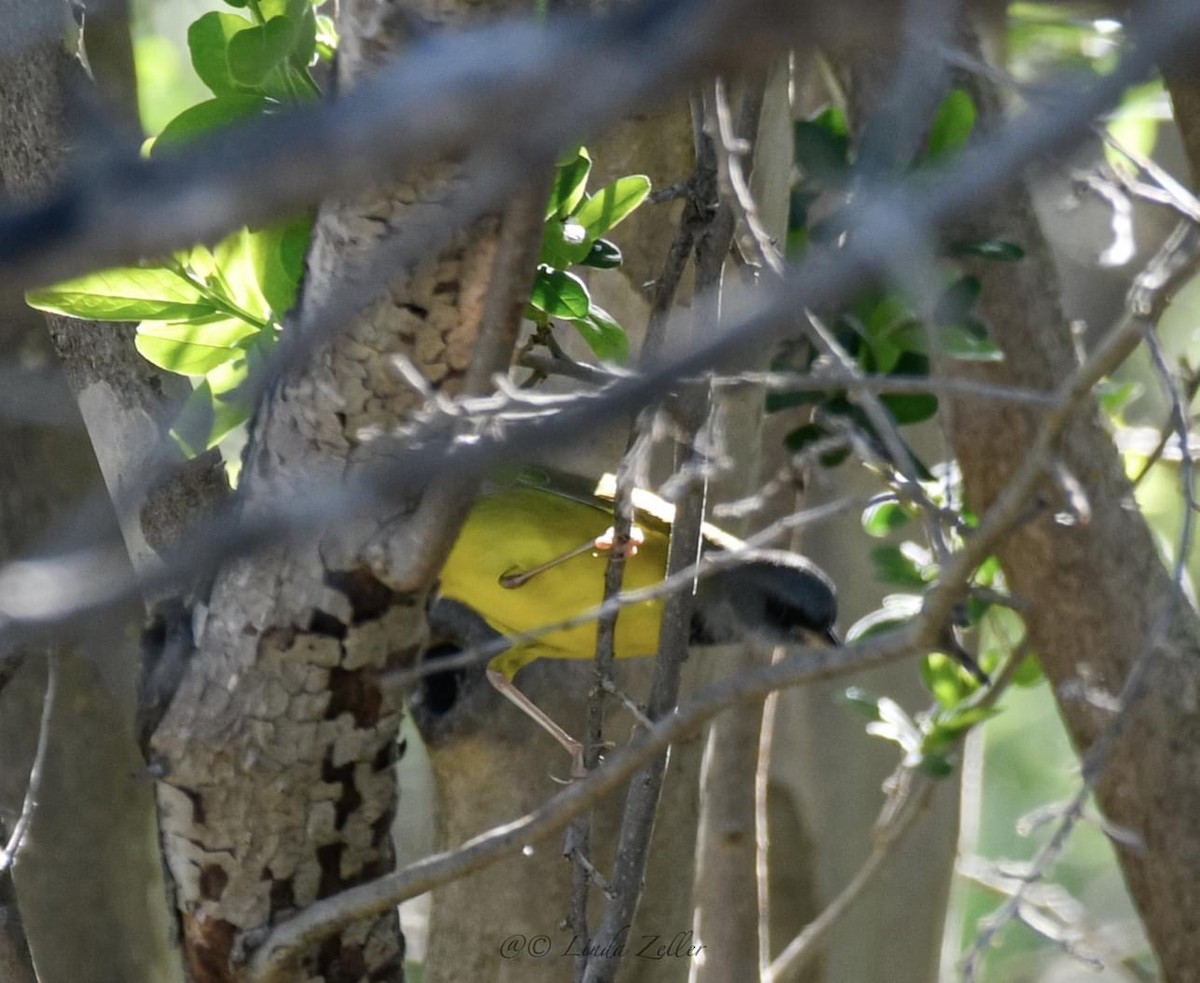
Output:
(150, 1), (543, 979)
(0, 4), (195, 981)
(945, 16), (1200, 980)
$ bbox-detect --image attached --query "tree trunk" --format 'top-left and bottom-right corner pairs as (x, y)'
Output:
(943, 19), (1200, 982)
(150, 1), (543, 979)
(0, 4), (199, 981)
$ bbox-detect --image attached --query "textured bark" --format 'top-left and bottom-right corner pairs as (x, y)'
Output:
(150, 1), (542, 980)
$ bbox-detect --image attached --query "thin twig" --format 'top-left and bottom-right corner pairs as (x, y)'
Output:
(0, 652), (58, 873)
(766, 771), (937, 983)
(582, 90), (732, 983)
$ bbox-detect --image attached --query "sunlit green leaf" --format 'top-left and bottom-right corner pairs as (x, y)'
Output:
(920, 652), (980, 709)
(546, 148), (592, 220)
(188, 11), (253, 97)
(539, 219), (591, 270)
(1105, 79), (1169, 170)
(228, 16), (295, 88)
(27, 267), (217, 322)
(314, 14), (338, 60)
(574, 175), (651, 240)
(529, 268), (590, 319)
(152, 95), (269, 154)
(862, 500), (912, 537)
(135, 318), (258, 376)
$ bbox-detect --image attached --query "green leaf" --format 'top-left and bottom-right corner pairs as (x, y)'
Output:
(935, 275), (981, 326)
(288, 4), (318, 69)
(870, 544), (928, 589)
(170, 352), (256, 456)
(862, 500), (912, 537)
(314, 14), (338, 60)
(135, 318), (258, 376)
(929, 705), (1000, 741)
(580, 238), (623, 269)
(529, 268), (590, 319)
(783, 423), (849, 467)
(227, 16), (295, 88)
(920, 652), (979, 709)
(574, 175), (651, 240)
(252, 218), (311, 315)
(152, 95), (269, 154)
(171, 379), (249, 457)
(840, 687), (884, 722)
(1012, 651), (1044, 687)
(27, 267), (217, 322)
(917, 753), (955, 778)
(188, 11), (253, 96)
(793, 107), (850, 185)
(566, 304), (628, 363)
(546, 148), (592, 220)
(765, 387), (824, 414)
(880, 391), (939, 424)
(948, 239), (1025, 262)
(845, 604), (918, 643)
(941, 320), (1003, 362)
(1098, 379), (1142, 418)
(1105, 79), (1168, 170)
(212, 228), (271, 321)
(539, 220), (592, 270)
(926, 88), (976, 161)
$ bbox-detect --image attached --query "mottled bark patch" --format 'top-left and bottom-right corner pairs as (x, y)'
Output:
(155, 568), (422, 982)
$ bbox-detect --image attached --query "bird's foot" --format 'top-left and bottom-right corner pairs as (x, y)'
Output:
(593, 524), (646, 558)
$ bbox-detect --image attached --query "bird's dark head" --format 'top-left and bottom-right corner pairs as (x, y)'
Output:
(691, 550), (839, 647)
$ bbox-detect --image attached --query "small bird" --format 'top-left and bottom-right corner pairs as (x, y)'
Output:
(432, 467), (839, 774)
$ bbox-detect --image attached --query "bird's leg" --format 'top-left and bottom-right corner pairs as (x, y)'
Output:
(498, 524), (646, 589)
(487, 668), (588, 778)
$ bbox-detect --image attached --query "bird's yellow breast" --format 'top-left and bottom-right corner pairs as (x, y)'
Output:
(438, 487), (668, 678)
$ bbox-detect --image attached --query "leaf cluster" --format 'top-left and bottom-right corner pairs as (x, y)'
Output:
(771, 91), (1024, 469)
(530, 148), (651, 363)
